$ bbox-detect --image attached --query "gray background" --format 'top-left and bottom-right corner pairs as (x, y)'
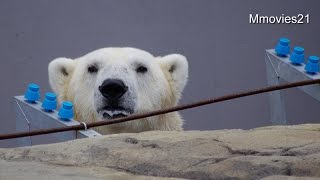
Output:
(0, 0), (320, 147)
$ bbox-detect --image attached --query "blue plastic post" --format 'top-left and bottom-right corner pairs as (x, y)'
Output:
(24, 83), (40, 103)
(42, 92), (57, 112)
(289, 46), (305, 65)
(58, 101), (74, 121)
(305, 56), (320, 75)
(275, 38), (290, 57)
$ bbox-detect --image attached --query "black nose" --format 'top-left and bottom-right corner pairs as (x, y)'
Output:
(99, 79), (128, 100)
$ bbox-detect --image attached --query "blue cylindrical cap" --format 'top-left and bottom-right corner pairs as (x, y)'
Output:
(309, 56), (319, 63)
(293, 47), (304, 54)
(58, 101), (74, 120)
(279, 38), (290, 45)
(24, 83), (40, 103)
(45, 92), (56, 100)
(305, 56), (319, 74)
(275, 37), (290, 57)
(289, 46), (305, 65)
(29, 84), (40, 92)
(62, 101), (73, 109)
(42, 92), (57, 111)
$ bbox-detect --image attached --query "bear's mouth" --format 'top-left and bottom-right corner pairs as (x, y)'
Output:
(98, 106), (133, 120)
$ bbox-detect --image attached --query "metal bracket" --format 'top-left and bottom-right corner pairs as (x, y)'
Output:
(13, 95), (101, 147)
(265, 49), (320, 125)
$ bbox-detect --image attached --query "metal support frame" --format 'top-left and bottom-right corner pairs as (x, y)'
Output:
(265, 49), (320, 125)
(14, 95), (101, 147)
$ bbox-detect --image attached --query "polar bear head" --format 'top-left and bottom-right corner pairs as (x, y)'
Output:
(48, 47), (188, 134)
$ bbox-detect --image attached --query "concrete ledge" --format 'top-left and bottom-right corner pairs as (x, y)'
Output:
(1, 124), (320, 179)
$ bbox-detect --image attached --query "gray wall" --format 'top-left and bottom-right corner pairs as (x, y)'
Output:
(0, 0), (320, 146)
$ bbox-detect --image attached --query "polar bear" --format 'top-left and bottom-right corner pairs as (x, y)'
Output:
(48, 47), (188, 134)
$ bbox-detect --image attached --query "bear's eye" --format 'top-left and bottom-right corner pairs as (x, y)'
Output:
(88, 65), (98, 73)
(136, 65), (148, 73)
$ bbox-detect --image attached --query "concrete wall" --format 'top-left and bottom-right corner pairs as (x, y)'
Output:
(0, 0), (319, 147)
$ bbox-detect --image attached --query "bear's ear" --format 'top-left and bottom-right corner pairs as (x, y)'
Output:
(160, 54), (189, 94)
(48, 57), (75, 96)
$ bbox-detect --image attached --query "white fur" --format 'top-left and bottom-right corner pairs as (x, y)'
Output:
(48, 47), (188, 134)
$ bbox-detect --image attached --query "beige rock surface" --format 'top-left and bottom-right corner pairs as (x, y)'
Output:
(1, 124), (320, 179)
(261, 175), (320, 180)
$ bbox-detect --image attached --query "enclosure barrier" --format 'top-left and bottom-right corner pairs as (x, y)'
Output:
(1, 78), (320, 141)
(1, 38), (320, 147)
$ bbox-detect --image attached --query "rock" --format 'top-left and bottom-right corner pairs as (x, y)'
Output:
(0, 159), (178, 180)
(261, 175), (320, 180)
(0, 124), (320, 179)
